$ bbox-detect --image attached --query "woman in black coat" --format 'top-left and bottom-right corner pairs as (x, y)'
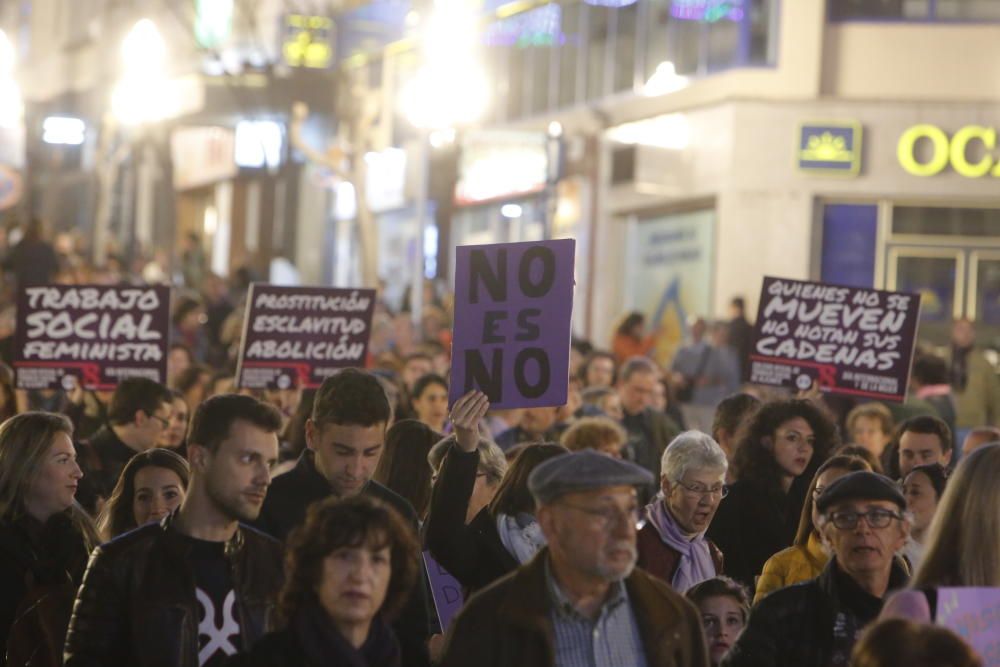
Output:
(707, 400), (838, 590)
(424, 391), (567, 595)
(232, 495), (420, 667)
(0, 412), (98, 667)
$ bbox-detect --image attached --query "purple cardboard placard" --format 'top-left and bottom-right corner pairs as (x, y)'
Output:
(936, 587), (1000, 666)
(423, 552), (464, 633)
(14, 284), (171, 391)
(235, 284), (376, 390)
(449, 239), (575, 409)
(748, 276), (921, 402)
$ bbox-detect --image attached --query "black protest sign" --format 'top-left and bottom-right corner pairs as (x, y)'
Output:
(14, 285), (171, 391)
(749, 276), (921, 402)
(235, 284), (376, 390)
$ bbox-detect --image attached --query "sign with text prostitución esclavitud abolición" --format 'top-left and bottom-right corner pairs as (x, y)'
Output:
(235, 284), (376, 390)
(14, 284), (171, 391)
(749, 276), (921, 402)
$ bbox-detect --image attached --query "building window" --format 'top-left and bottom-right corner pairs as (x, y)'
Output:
(830, 0), (1000, 21)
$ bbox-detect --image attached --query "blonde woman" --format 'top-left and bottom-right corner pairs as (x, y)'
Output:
(0, 412), (99, 666)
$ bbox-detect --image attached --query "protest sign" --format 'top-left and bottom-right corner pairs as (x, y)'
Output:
(14, 284), (171, 391)
(423, 552), (464, 633)
(235, 284), (376, 390)
(449, 239), (575, 409)
(936, 587), (1000, 666)
(748, 276), (921, 402)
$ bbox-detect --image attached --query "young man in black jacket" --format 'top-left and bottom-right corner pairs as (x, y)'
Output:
(254, 368), (431, 667)
(64, 394), (285, 667)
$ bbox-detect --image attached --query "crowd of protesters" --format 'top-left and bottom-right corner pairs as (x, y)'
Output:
(0, 219), (998, 667)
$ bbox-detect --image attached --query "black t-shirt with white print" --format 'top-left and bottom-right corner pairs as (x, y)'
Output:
(182, 535), (241, 667)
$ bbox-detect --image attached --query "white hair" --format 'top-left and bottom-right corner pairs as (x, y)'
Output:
(660, 430), (728, 483)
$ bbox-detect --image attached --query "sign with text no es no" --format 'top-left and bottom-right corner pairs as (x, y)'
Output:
(450, 239), (575, 409)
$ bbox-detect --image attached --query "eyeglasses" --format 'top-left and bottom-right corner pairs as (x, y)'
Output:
(827, 508), (903, 530)
(675, 481), (729, 499)
(557, 501), (640, 530)
(146, 412), (171, 430)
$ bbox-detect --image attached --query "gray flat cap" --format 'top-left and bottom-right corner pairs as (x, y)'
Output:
(816, 471), (905, 514)
(528, 449), (654, 505)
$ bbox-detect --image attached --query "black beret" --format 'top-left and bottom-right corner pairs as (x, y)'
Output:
(816, 471), (905, 514)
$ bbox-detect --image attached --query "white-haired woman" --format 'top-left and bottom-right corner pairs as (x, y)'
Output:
(637, 430), (728, 592)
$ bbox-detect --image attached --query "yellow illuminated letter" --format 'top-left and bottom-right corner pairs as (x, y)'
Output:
(950, 125), (996, 178)
(898, 125), (949, 177)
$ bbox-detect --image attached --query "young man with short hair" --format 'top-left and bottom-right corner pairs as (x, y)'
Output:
(254, 368), (431, 667)
(897, 415), (952, 478)
(64, 394), (285, 667)
(76, 377), (174, 513)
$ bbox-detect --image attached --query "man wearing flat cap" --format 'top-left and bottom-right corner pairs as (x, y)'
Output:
(723, 471), (911, 667)
(440, 449), (709, 667)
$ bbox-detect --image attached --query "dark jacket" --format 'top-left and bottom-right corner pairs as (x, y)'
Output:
(440, 548), (710, 667)
(635, 521), (724, 587)
(62, 514), (284, 667)
(0, 513), (90, 667)
(75, 426), (138, 515)
(424, 446), (518, 595)
(3, 239), (59, 287)
(252, 451), (430, 667)
(621, 408), (681, 480)
(706, 476), (808, 590)
(722, 557), (909, 667)
(228, 604), (400, 667)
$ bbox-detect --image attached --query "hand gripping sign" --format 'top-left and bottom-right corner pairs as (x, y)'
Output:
(14, 284), (171, 391)
(449, 239), (576, 409)
(748, 276), (921, 402)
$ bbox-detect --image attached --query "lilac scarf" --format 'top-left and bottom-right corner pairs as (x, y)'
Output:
(645, 496), (716, 593)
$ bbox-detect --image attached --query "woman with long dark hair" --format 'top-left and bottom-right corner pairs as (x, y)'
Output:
(372, 420), (441, 521)
(0, 412), (99, 667)
(707, 399), (838, 589)
(96, 448), (190, 539)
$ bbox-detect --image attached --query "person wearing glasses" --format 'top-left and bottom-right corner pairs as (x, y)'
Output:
(636, 431), (728, 591)
(440, 448), (710, 667)
(75, 377), (174, 514)
(754, 454), (872, 603)
(722, 471), (910, 667)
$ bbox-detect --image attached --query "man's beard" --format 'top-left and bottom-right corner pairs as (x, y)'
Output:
(595, 541), (638, 582)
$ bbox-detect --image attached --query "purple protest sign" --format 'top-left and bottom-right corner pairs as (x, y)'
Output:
(450, 239), (575, 409)
(748, 276), (921, 402)
(235, 284), (376, 390)
(14, 284), (171, 391)
(423, 552), (464, 633)
(936, 587), (1000, 666)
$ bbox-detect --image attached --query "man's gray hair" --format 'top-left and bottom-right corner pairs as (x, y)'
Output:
(428, 435), (507, 486)
(660, 430), (728, 483)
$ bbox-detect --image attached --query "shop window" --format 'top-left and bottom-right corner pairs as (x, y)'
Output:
(892, 206), (1000, 237)
(830, 0), (1000, 21)
(821, 204), (878, 288)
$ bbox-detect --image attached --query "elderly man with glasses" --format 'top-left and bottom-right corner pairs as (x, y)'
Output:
(440, 449), (709, 667)
(637, 431), (728, 591)
(722, 471), (911, 667)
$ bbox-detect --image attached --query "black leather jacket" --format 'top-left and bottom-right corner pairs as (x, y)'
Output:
(63, 513), (284, 667)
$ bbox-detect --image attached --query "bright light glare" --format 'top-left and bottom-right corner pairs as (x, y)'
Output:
(606, 113), (691, 150)
(401, 64), (490, 130)
(643, 61), (689, 97)
(235, 120), (283, 168)
(121, 19), (166, 69)
(42, 116), (86, 145)
(113, 20), (178, 125)
(547, 121), (563, 138)
(0, 79), (22, 129)
(0, 29), (14, 75)
(500, 204), (523, 218)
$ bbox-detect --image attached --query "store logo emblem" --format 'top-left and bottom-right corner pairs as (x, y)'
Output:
(798, 123), (862, 176)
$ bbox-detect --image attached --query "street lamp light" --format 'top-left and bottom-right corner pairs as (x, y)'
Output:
(400, 1), (490, 327)
(111, 20), (178, 125)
